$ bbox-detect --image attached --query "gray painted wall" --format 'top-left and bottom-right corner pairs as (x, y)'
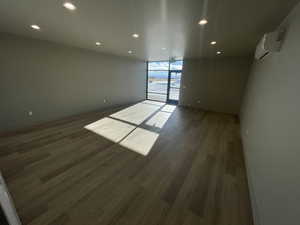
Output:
(179, 57), (252, 114)
(0, 33), (146, 132)
(240, 2), (300, 225)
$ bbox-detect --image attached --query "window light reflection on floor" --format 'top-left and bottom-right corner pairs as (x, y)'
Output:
(84, 117), (135, 142)
(160, 105), (176, 113)
(120, 128), (159, 156)
(110, 101), (163, 125)
(145, 111), (172, 129)
(84, 100), (176, 156)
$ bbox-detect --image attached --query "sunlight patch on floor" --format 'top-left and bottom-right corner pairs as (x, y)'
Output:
(110, 101), (163, 125)
(143, 100), (166, 106)
(84, 117), (135, 142)
(84, 100), (176, 156)
(120, 128), (159, 156)
(161, 105), (176, 113)
(146, 111), (172, 129)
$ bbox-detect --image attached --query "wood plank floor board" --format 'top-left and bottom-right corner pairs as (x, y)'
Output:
(0, 102), (253, 225)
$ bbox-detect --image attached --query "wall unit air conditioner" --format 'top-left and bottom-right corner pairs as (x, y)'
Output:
(255, 30), (284, 60)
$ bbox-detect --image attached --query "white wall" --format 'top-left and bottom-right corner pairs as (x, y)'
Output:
(180, 57), (252, 114)
(240, 2), (300, 225)
(0, 33), (146, 132)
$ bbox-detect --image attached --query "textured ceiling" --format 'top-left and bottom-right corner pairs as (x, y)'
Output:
(0, 0), (299, 60)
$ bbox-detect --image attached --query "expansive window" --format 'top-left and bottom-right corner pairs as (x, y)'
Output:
(147, 61), (183, 103)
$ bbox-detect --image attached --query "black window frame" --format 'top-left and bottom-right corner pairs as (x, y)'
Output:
(146, 60), (183, 104)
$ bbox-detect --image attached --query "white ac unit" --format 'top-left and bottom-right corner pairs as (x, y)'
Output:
(255, 30), (284, 60)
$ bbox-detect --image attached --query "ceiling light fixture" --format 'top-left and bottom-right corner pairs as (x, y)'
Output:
(63, 2), (77, 11)
(128, 50), (133, 54)
(95, 42), (102, 46)
(31, 25), (41, 30)
(132, 33), (139, 38)
(198, 19), (208, 25)
(210, 41), (217, 45)
(162, 47), (167, 50)
(217, 51), (222, 55)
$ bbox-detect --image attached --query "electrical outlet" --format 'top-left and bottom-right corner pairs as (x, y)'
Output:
(245, 129), (249, 135)
(197, 100), (201, 103)
(28, 111), (33, 116)
(103, 99), (107, 103)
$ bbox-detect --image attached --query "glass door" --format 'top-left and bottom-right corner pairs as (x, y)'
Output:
(167, 71), (181, 104)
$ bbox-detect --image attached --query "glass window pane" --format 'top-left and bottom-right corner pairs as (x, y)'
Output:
(169, 88), (180, 100)
(170, 61), (183, 70)
(147, 71), (168, 94)
(148, 61), (169, 70)
(170, 72), (181, 88)
(147, 60), (183, 103)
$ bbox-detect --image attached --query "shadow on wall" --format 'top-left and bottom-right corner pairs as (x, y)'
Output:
(84, 100), (176, 156)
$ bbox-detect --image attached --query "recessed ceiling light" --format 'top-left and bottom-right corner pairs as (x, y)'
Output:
(198, 19), (208, 25)
(128, 50), (133, 54)
(217, 51), (222, 55)
(132, 33), (139, 38)
(210, 41), (217, 45)
(31, 25), (41, 30)
(95, 42), (102, 46)
(63, 2), (77, 11)
(162, 47), (167, 50)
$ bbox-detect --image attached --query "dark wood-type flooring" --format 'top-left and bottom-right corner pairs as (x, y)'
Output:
(0, 102), (253, 225)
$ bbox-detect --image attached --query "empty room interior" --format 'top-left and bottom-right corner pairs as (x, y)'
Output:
(1, 0), (300, 225)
